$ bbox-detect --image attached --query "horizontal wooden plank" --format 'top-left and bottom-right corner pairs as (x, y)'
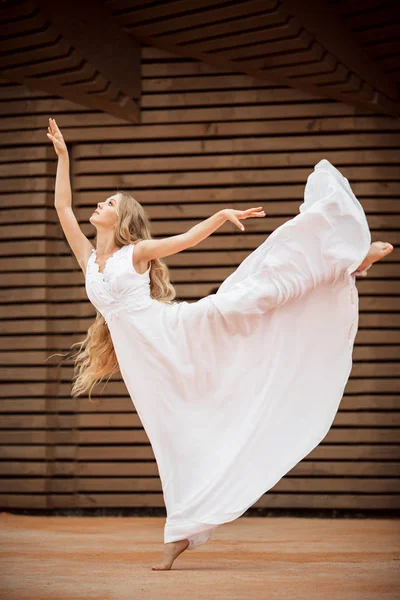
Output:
(1, 443), (399, 461)
(0, 368), (400, 398)
(0, 211), (399, 244)
(0, 315), (399, 337)
(0, 147), (50, 162)
(73, 150), (400, 176)
(0, 188), (396, 219)
(16, 325), (400, 355)
(75, 181), (400, 203)
(140, 57), (237, 78)
(0, 98), (93, 116)
(82, 478), (400, 494)
(344, 378), (400, 394)
(0, 73), (270, 99)
(1, 200), (400, 233)
(0, 162), (51, 177)
(1, 275), (400, 307)
(140, 76), (307, 94)
(1, 116), (399, 145)
(1, 492), (399, 510)
(0, 80), (49, 100)
(0, 427), (399, 445)
(0, 99), (366, 132)
(0, 258), (398, 286)
(73, 133), (400, 159)
(2, 459), (398, 477)
(0, 88), (326, 118)
(2, 344), (400, 369)
(73, 166), (400, 189)
(138, 104), (368, 123)
(0, 241), (398, 271)
(1, 356), (400, 383)
(1, 408), (399, 429)
(1, 392), (400, 414)
(1, 476), (399, 494)
(2, 293), (400, 323)
(10, 243), (400, 270)
(0, 111), (126, 131)
(253, 494), (400, 510)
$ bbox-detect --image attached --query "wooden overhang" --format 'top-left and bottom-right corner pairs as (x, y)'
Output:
(1, 0), (399, 120)
(0, 0), (141, 121)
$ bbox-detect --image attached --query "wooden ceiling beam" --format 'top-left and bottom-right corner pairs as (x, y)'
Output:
(281, 0), (398, 101)
(35, 0), (141, 101)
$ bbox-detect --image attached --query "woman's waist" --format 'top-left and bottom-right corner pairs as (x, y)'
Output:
(102, 294), (155, 324)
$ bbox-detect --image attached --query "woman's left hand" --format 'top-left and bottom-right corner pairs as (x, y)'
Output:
(222, 207), (266, 231)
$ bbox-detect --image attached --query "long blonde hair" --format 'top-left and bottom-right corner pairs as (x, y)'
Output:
(48, 191), (178, 401)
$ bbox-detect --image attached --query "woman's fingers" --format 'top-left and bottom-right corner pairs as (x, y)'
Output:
(47, 133), (61, 146)
(242, 207), (266, 219)
(51, 117), (62, 137)
(48, 118), (57, 138)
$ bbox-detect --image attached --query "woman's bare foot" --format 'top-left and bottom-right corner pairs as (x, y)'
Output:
(353, 241), (394, 275)
(151, 538), (190, 571)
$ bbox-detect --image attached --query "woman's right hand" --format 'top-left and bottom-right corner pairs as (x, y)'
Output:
(47, 117), (68, 157)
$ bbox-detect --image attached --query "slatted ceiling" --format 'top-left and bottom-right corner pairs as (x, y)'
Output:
(0, 0), (141, 122)
(104, 0), (400, 116)
(1, 45), (400, 513)
(115, 0), (276, 34)
(331, 0), (400, 81)
(167, 7), (290, 52)
(2, 2), (399, 117)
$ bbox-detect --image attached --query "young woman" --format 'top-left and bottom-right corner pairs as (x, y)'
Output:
(47, 118), (393, 571)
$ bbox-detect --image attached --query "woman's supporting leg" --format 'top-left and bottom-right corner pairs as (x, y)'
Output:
(151, 538), (190, 571)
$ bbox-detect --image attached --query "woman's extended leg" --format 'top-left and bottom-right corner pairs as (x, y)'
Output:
(352, 241), (393, 276)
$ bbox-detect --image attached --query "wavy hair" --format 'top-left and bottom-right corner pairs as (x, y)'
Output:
(47, 191), (178, 402)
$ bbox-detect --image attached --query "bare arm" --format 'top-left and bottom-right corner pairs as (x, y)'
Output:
(136, 210), (227, 263)
(136, 206), (265, 263)
(54, 153), (72, 210)
(47, 118), (94, 273)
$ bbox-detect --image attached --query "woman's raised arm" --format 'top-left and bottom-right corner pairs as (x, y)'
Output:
(47, 118), (94, 274)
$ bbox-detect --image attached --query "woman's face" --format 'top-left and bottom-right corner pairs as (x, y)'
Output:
(90, 194), (120, 228)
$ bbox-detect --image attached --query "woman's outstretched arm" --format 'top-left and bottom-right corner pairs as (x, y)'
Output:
(47, 118), (94, 273)
(135, 206), (266, 263)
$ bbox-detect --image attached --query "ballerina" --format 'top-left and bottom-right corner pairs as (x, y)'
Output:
(47, 117), (393, 571)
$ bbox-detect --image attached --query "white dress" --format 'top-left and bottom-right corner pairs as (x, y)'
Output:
(85, 160), (371, 551)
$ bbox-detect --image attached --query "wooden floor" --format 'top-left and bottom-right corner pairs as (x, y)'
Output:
(1, 513), (399, 599)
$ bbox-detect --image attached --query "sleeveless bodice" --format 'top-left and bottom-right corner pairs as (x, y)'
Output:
(85, 243), (154, 325)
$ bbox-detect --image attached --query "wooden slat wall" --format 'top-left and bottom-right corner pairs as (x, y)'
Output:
(1, 44), (399, 512)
